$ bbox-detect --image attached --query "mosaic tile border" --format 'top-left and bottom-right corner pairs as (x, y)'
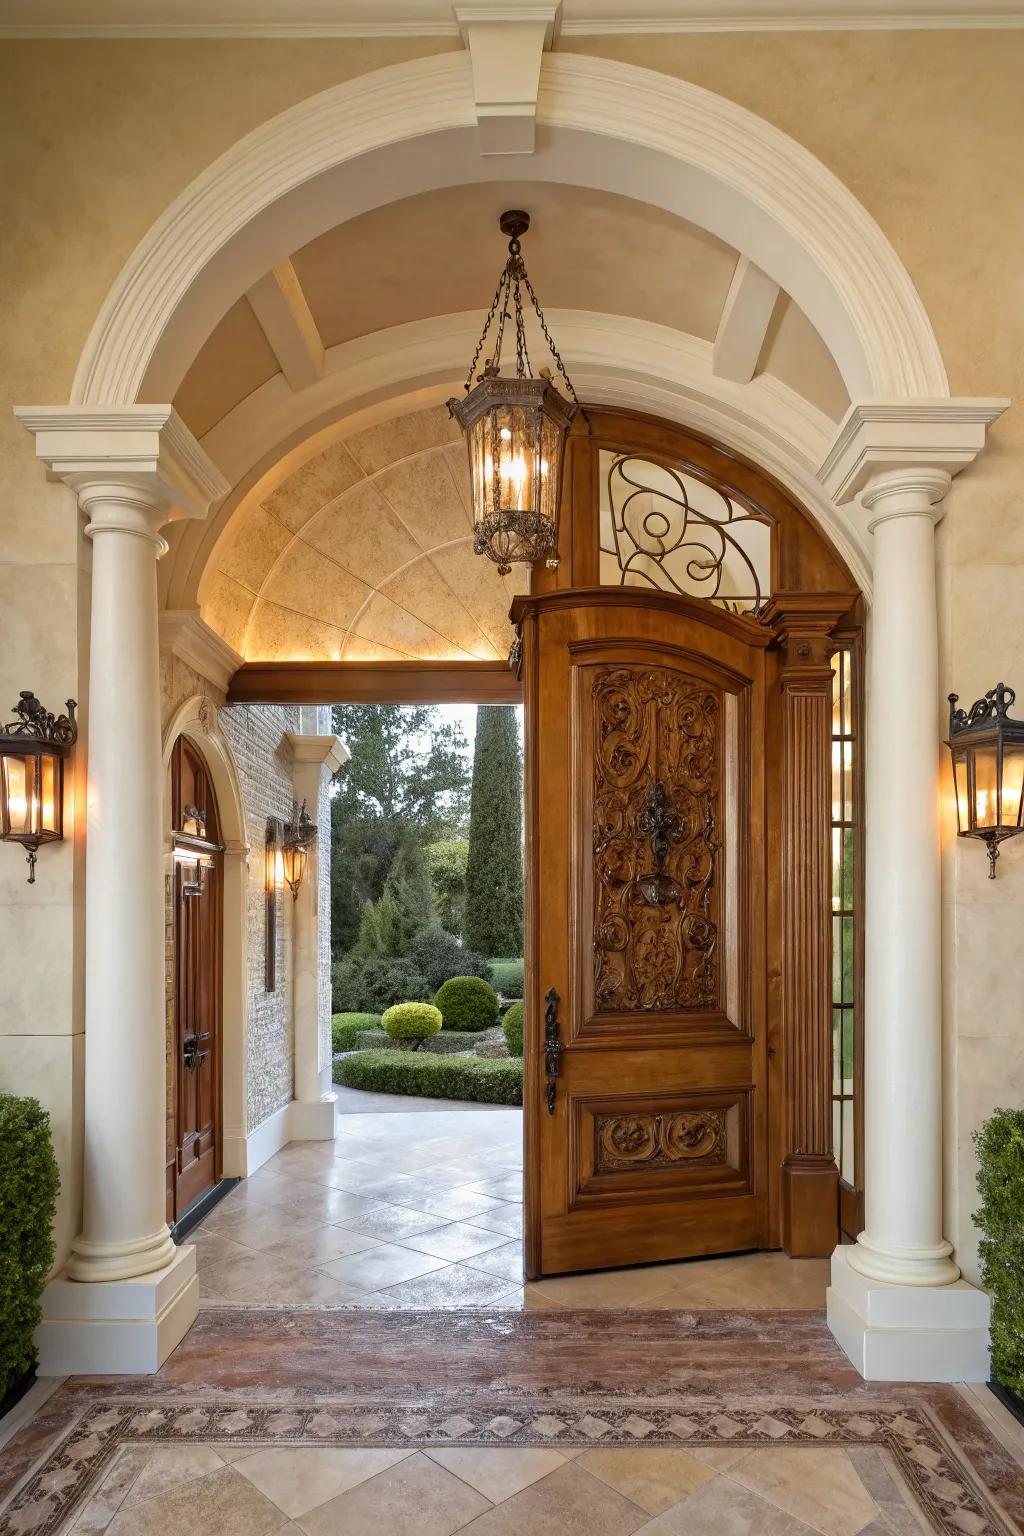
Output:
(0, 1393), (1012, 1536)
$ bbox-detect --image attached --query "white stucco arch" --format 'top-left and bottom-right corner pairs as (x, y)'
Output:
(72, 50), (949, 414)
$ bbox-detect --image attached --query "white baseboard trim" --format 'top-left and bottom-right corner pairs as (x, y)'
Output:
(238, 1095), (338, 1177)
(827, 1245), (991, 1381)
(35, 1246), (198, 1376)
(289, 1094), (338, 1141)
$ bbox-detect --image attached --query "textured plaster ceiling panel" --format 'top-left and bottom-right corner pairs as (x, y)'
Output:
(381, 556), (500, 659)
(429, 540), (519, 657)
(374, 448), (473, 547)
(301, 479), (423, 588)
(342, 402), (462, 475)
(217, 502), (293, 593)
(201, 572), (256, 654)
(293, 182), (737, 351)
(346, 590), (479, 661)
(757, 294), (850, 420)
(172, 296), (280, 438)
(259, 540), (372, 631)
(246, 600), (346, 661)
(262, 440), (365, 533)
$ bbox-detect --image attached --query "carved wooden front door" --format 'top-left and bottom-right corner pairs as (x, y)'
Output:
(168, 737), (223, 1223)
(517, 589), (769, 1277)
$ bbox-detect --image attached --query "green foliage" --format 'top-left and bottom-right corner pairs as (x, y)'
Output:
(334, 1050), (523, 1106)
(974, 1108), (1024, 1394)
(0, 1095), (60, 1396)
(330, 704), (471, 957)
(434, 975), (500, 1033)
(464, 706), (523, 957)
(382, 1002), (443, 1047)
(502, 1000), (524, 1057)
(423, 838), (469, 935)
(352, 900), (385, 957)
(377, 833), (437, 955)
(489, 958), (524, 999)
(332, 953), (430, 1014)
(332, 1013), (381, 1052)
(408, 927), (490, 993)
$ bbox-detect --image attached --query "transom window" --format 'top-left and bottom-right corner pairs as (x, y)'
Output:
(598, 449), (773, 614)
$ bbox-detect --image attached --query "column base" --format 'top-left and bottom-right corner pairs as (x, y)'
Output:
(827, 1245), (990, 1381)
(781, 1155), (839, 1257)
(36, 1245), (198, 1375)
(846, 1230), (961, 1287)
(67, 1224), (177, 1282)
(290, 1094), (338, 1141)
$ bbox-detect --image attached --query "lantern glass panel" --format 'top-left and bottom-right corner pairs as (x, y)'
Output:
(2, 753), (33, 837)
(281, 843), (307, 894)
(952, 755), (969, 833)
(1001, 746), (1024, 829)
(39, 751), (59, 838)
(973, 744), (999, 828)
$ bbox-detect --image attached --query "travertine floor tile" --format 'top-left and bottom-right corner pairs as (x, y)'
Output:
(465, 1202), (523, 1238)
(258, 1225), (383, 1266)
(317, 1242), (448, 1290)
(341, 1204), (451, 1241)
(397, 1221), (510, 1262)
(641, 1476), (817, 1535)
(379, 1262), (518, 1307)
(423, 1447), (567, 1503)
(462, 1241), (524, 1283)
(120, 1447), (226, 1509)
(728, 1448), (880, 1536)
(106, 1464), (283, 1536)
(577, 1448), (717, 1515)
(456, 1460), (648, 1536)
(296, 1450), (490, 1536)
(234, 1446), (413, 1518)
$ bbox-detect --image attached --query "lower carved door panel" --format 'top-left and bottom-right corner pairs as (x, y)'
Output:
(519, 590), (769, 1276)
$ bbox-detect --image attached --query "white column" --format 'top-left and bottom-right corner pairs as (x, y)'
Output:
(71, 488), (178, 1282)
(818, 401), (1006, 1382)
(17, 407), (228, 1374)
(853, 469), (957, 1287)
(287, 732), (348, 1138)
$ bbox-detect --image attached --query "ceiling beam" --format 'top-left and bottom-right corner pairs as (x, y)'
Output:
(228, 658), (522, 705)
(247, 259), (325, 391)
(454, 2), (560, 154)
(712, 256), (780, 385)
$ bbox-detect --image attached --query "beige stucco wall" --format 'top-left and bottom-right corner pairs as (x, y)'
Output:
(2, 32), (1021, 1277)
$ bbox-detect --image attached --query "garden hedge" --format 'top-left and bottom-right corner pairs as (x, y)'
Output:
(331, 953), (431, 1014)
(335, 1050), (522, 1106)
(434, 975), (500, 1032)
(382, 1002), (443, 1047)
(489, 958), (524, 999)
(0, 1094), (60, 1398)
(974, 1107), (1024, 1395)
(332, 1013), (382, 1052)
(502, 1000), (524, 1057)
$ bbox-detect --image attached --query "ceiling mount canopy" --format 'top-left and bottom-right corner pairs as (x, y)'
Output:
(447, 209), (581, 576)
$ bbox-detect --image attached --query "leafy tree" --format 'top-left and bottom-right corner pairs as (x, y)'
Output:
(423, 838), (469, 935)
(330, 705), (470, 956)
(377, 833), (437, 955)
(463, 705), (523, 957)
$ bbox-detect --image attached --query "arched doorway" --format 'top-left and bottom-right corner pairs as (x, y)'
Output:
(166, 735), (225, 1226)
(517, 410), (860, 1276)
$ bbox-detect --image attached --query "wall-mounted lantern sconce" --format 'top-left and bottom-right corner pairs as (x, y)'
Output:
(947, 682), (1024, 878)
(0, 692), (78, 883)
(280, 799), (318, 900)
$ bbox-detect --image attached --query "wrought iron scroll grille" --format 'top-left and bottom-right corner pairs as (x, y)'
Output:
(599, 452), (773, 614)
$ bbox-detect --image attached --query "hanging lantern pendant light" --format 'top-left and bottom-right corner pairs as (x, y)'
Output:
(448, 211), (581, 575)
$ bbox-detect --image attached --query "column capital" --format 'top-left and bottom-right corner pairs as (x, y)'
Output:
(762, 592), (859, 673)
(14, 405), (229, 531)
(817, 398), (1008, 507)
(286, 732), (350, 775)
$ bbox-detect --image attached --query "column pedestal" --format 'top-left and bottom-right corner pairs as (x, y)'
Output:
(36, 1248), (198, 1377)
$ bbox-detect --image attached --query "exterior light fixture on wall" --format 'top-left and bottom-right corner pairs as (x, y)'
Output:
(280, 799), (318, 900)
(0, 692), (77, 883)
(447, 210), (581, 575)
(947, 682), (1024, 878)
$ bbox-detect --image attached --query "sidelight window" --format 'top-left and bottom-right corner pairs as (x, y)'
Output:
(830, 643), (862, 1210)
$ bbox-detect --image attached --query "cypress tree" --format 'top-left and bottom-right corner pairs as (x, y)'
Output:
(463, 706), (523, 957)
(377, 832), (437, 955)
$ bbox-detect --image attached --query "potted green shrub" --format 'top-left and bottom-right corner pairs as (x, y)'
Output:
(1, 1094), (60, 1405)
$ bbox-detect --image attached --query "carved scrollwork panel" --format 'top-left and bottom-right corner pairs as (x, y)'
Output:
(595, 1109), (727, 1172)
(592, 665), (720, 1013)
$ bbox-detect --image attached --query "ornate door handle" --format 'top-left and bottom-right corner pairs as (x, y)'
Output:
(544, 987), (562, 1114)
(182, 1032), (211, 1073)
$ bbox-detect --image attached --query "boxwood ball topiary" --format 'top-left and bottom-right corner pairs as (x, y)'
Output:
(434, 975), (500, 1032)
(502, 1000), (524, 1057)
(382, 1001), (443, 1049)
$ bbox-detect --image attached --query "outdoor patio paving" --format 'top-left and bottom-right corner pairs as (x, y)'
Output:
(188, 1101), (830, 1310)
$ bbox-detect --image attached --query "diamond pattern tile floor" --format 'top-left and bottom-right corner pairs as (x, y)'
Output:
(189, 1105), (829, 1312)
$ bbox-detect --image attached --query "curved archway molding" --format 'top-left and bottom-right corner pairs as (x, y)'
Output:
(72, 50), (948, 409)
(165, 307), (874, 612)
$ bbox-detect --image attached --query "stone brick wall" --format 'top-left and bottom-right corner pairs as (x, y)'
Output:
(219, 702), (303, 1133)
